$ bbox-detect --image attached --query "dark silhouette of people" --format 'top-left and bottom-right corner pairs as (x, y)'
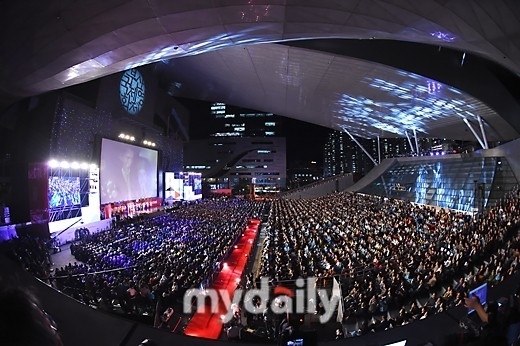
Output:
(0, 284), (64, 346)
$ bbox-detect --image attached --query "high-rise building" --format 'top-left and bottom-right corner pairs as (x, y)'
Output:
(209, 102), (281, 137)
(323, 131), (348, 177)
(184, 102), (287, 196)
(323, 130), (477, 178)
(324, 131), (413, 177)
(286, 159), (322, 189)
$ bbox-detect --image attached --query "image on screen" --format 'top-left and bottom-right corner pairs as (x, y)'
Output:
(190, 172), (202, 196)
(47, 167), (89, 223)
(100, 138), (158, 204)
(164, 172), (184, 202)
(468, 283), (487, 315)
(164, 172), (203, 202)
(48, 176), (81, 208)
(184, 172), (202, 201)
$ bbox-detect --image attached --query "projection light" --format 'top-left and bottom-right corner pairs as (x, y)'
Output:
(120, 68), (145, 115)
(334, 69), (497, 139)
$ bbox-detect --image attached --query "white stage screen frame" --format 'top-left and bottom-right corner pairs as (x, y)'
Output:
(100, 138), (158, 204)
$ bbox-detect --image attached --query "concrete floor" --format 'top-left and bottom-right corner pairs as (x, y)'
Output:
(49, 243), (82, 271)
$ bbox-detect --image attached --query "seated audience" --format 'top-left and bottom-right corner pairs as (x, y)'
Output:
(255, 187), (520, 337)
(4, 185), (520, 342)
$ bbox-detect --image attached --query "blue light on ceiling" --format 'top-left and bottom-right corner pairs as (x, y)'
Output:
(334, 70), (490, 138)
(430, 31), (456, 42)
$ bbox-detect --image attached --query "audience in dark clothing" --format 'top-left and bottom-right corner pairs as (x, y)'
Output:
(256, 188), (520, 338)
(3, 187), (520, 343)
(50, 197), (267, 316)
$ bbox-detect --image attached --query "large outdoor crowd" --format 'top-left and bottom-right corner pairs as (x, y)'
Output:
(3, 186), (520, 342)
(257, 188), (520, 335)
(51, 198), (267, 315)
(0, 234), (52, 280)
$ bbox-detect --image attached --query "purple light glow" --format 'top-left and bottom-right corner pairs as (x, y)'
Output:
(430, 31), (456, 42)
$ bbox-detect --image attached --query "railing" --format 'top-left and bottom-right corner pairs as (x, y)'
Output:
(51, 265), (138, 280)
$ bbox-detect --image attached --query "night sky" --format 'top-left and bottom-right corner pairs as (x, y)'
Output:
(282, 116), (330, 166)
(177, 98), (331, 167)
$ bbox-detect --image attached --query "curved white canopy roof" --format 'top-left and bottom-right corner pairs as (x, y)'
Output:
(1, 0), (519, 140)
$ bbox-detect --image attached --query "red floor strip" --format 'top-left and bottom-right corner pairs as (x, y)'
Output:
(184, 219), (260, 340)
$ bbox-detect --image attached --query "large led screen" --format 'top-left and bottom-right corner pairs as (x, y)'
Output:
(49, 176), (81, 208)
(47, 168), (89, 222)
(164, 172), (184, 202)
(100, 138), (158, 204)
(164, 172), (202, 202)
(184, 172), (202, 201)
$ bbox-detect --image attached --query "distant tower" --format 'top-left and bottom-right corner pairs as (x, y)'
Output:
(323, 131), (349, 177)
(209, 102), (281, 137)
(324, 132), (415, 177)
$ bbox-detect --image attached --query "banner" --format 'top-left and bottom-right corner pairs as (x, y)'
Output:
(28, 163), (49, 223)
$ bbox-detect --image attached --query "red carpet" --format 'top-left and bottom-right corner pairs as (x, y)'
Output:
(184, 219), (260, 340)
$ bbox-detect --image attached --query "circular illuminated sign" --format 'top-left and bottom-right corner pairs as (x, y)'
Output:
(119, 69), (145, 115)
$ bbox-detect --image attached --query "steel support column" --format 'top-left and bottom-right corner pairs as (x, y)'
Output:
(477, 116), (489, 149)
(413, 128), (420, 154)
(377, 136), (381, 164)
(405, 131), (415, 153)
(463, 118), (486, 149)
(343, 128), (378, 166)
